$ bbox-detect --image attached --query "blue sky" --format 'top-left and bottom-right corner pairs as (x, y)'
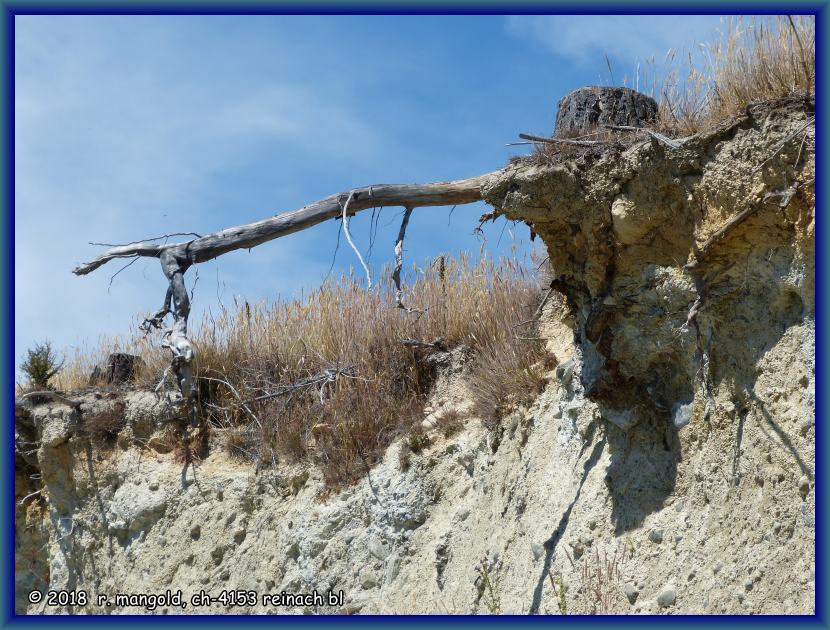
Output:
(14, 14), (728, 374)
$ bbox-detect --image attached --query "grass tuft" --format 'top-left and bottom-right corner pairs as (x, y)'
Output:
(656, 15), (815, 134)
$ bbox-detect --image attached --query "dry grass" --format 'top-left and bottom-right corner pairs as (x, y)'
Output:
(526, 15), (815, 166)
(655, 15), (815, 134)
(563, 543), (631, 615)
(55, 254), (550, 487)
(435, 408), (466, 438)
(468, 325), (548, 429)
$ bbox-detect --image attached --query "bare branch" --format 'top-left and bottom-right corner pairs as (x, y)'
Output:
(107, 256), (139, 292)
(158, 250), (194, 399)
(214, 367), (356, 406)
(73, 175), (493, 276)
(16, 390), (81, 410)
(90, 232), (202, 248)
(72, 173), (493, 404)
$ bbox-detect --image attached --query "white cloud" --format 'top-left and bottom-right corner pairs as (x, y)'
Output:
(507, 15), (726, 68)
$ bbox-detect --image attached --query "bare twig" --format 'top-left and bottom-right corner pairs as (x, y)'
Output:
(602, 124), (683, 149)
(325, 219), (344, 282)
(447, 204), (457, 226)
(513, 285), (556, 330)
(107, 255), (139, 293)
(90, 232), (202, 248)
(340, 190), (372, 289)
(518, 133), (604, 147)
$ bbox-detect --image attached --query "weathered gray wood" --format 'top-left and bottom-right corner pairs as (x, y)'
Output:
(73, 176), (493, 276)
(158, 249), (195, 398)
(392, 206), (415, 310)
(518, 133), (604, 147)
(89, 352), (144, 385)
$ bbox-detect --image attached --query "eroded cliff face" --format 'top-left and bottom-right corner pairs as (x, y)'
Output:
(15, 97), (814, 615)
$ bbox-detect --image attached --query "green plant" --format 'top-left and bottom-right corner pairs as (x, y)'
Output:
(475, 556), (502, 614)
(21, 341), (62, 389)
(548, 571), (568, 615)
(407, 429), (430, 454)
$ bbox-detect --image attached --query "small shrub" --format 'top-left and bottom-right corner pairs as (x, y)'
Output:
(407, 427), (430, 454)
(468, 335), (547, 429)
(398, 441), (412, 472)
(21, 341), (62, 390)
(475, 556), (502, 614)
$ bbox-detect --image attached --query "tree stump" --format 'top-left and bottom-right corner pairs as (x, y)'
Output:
(90, 353), (144, 385)
(554, 86), (658, 137)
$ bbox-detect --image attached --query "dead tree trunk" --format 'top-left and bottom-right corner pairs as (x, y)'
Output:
(73, 176), (491, 275)
(73, 173), (497, 399)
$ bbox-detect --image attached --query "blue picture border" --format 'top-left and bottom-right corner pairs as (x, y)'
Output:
(2, 1), (826, 626)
